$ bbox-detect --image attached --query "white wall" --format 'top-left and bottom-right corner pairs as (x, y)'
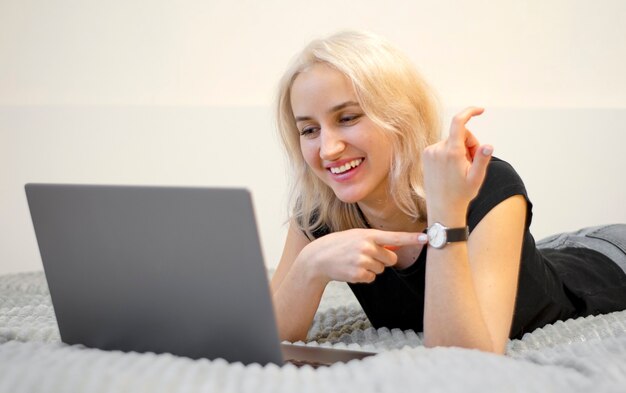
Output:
(1, 0), (625, 275)
(2, 1), (625, 107)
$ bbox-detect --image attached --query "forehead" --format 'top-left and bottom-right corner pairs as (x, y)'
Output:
(290, 63), (357, 115)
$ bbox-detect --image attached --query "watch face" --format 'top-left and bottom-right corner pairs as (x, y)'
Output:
(427, 223), (447, 248)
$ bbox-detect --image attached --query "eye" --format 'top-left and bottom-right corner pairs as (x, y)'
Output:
(299, 125), (319, 138)
(339, 113), (362, 125)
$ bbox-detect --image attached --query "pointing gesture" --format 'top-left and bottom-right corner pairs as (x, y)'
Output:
(422, 107), (493, 218)
(301, 228), (428, 284)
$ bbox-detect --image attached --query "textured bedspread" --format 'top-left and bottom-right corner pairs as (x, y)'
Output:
(1, 272), (626, 392)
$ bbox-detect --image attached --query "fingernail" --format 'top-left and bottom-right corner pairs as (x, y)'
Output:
(482, 146), (493, 156)
(418, 234), (428, 243)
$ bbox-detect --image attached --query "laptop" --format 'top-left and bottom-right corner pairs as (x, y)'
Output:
(25, 183), (375, 366)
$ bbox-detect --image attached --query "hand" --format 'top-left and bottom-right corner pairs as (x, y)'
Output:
(299, 228), (428, 284)
(422, 107), (493, 222)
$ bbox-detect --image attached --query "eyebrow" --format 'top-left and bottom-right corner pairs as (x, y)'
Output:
(294, 101), (360, 122)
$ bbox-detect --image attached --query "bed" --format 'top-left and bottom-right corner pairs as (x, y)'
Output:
(1, 271), (625, 392)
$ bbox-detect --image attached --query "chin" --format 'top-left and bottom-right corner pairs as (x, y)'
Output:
(336, 197), (360, 204)
(332, 190), (365, 204)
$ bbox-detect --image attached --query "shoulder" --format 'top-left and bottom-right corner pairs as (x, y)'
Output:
(482, 157), (525, 189)
(468, 157), (533, 231)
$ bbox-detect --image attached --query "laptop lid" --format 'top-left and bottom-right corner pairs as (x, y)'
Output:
(25, 184), (284, 365)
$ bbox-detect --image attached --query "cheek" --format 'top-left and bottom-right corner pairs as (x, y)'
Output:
(300, 141), (320, 169)
(371, 131), (395, 159)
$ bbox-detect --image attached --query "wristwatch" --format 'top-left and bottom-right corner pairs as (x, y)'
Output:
(426, 222), (469, 249)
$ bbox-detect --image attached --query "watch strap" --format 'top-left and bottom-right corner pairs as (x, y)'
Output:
(445, 226), (469, 242)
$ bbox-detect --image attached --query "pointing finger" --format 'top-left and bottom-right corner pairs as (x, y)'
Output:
(372, 230), (428, 248)
(449, 107), (485, 147)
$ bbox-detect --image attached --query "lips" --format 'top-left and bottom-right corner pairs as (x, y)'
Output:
(328, 158), (364, 174)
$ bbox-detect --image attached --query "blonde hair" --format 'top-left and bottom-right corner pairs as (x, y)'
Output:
(276, 31), (441, 238)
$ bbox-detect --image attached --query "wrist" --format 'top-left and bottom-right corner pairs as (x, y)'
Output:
(295, 243), (331, 287)
(426, 207), (467, 228)
(425, 222), (469, 249)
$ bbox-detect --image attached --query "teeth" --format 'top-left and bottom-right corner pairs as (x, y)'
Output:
(330, 159), (363, 174)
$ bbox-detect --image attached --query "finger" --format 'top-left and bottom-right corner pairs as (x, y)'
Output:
(355, 269), (376, 284)
(372, 230), (428, 248)
(464, 129), (480, 161)
(365, 259), (387, 274)
(449, 107), (485, 148)
(467, 144), (493, 189)
(361, 243), (398, 267)
(453, 106), (485, 125)
(373, 247), (399, 267)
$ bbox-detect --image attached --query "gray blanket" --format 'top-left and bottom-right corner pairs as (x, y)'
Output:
(1, 272), (625, 392)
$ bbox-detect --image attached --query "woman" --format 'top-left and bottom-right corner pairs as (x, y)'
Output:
(270, 31), (626, 354)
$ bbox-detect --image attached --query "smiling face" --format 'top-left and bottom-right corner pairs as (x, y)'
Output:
(290, 63), (394, 205)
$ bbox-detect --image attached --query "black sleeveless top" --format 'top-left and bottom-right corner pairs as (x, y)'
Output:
(310, 157), (626, 339)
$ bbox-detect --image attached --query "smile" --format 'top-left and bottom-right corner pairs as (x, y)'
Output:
(329, 158), (363, 174)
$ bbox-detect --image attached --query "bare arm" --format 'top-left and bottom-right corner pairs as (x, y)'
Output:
(423, 195), (526, 354)
(271, 221), (325, 342)
(422, 107), (525, 354)
(271, 221), (427, 342)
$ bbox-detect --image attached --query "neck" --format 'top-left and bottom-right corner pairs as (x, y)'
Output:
(357, 197), (425, 234)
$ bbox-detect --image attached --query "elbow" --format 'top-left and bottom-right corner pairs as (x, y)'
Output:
(275, 314), (309, 343)
(423, 336), (505, 355)
(279, 331), (308, 344)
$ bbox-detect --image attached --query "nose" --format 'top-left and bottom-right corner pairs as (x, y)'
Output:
(319, 127), (345, 161)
